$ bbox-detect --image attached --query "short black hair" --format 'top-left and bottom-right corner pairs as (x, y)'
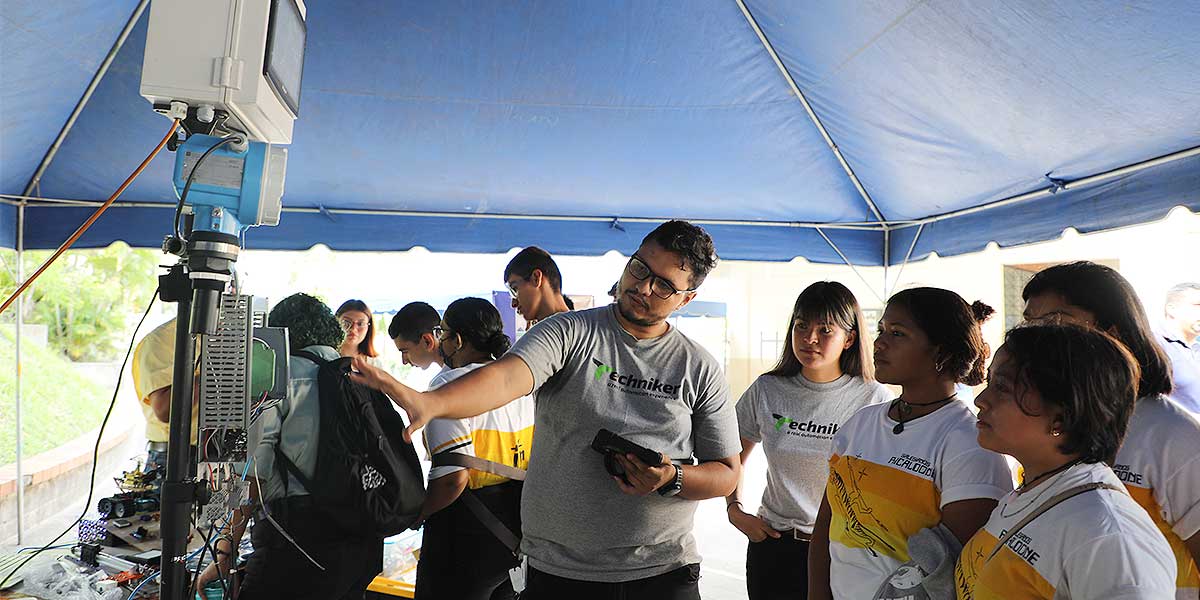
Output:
(388, 301), (441, 342)
(268, 293), (343, 350)
(1023, 261), (1172, 398)
(1001, 324), (1140, 465)
(640, 220), (718, 288)
(504, 247), (563, 293)
(888, 287), (994, 385)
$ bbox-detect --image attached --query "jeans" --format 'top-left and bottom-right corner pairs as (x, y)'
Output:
(746, 536), (809, 600)
(520, 563), (701, 600)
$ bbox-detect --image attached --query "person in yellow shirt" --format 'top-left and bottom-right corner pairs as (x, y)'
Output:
(131, 318), (198, 481)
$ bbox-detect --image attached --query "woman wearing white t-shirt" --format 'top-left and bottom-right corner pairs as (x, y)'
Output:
(1022, 261), (1200, 599)
(957, 323), (1175, 598)
(413, 297), (535, 600)
(808, 288), (1014, 600)
(728, 281), (892, 600)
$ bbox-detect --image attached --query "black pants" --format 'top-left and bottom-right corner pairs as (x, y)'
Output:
(238, 498), (384, 600)
(746, 536), (809, 600)
(415, 481), (523, 600)
(521, 563), (701, 600)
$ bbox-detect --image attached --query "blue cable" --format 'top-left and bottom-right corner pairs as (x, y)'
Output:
(125, 570), (159, 599)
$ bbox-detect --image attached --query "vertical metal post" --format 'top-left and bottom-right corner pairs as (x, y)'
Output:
(159, 277), (196, 600)
(14, 203), (25, 544)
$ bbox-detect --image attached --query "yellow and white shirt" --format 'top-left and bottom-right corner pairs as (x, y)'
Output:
(955, 461), (1176, 599)
(423, 362), (535, 489)
(1113, 395), (1200, 598)
(826, 400), (1012, 600)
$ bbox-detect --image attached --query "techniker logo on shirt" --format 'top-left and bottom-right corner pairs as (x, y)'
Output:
(590, 357), (681, 400)
(771, 413), (839, 439)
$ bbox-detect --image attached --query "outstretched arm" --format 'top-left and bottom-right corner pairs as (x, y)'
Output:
(351, 354), (535, 441)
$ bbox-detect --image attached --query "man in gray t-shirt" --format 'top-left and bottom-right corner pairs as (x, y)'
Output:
(352, 221), (741, 598)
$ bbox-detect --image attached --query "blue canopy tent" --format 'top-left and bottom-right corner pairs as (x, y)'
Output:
(1, 0), (1198, 542)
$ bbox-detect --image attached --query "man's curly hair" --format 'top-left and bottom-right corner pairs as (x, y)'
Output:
(641, 220), (718, 287)
(268, 293), (343, 350)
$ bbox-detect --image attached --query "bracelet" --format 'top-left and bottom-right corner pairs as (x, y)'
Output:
(726, 500), (742, 510)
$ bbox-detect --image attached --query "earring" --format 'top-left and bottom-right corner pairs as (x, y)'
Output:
(1051, 429), (1062, 437)
(935, 359), (946, 373)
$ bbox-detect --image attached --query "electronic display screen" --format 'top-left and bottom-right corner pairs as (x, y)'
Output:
(263, 0), (306, 117)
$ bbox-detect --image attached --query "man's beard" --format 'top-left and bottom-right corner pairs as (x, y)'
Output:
(617, 293), (663, 327)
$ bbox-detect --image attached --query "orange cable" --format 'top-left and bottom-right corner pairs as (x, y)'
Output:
(0, 118), (180, 315)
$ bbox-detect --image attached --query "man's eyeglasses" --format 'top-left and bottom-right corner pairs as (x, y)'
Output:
(625, 254), (696, 300)
(432, 325), (450, 340)
(505, 277), (526, 296)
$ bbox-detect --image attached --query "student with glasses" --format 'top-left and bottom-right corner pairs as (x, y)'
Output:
(503, 246), (571, 327)
(1022, 262), (1200, 598)
(352, 220), (741, 600)
(336, 299), (380, 363)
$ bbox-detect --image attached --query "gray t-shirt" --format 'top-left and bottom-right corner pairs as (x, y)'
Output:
(736, 372), (891, 533)
(508, 304), (740, 582)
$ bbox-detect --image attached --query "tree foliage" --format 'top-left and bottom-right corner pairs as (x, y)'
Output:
(1, 244), (161, 361)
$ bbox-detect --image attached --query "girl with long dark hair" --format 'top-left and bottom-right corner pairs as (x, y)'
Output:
(808, 288), (1013, 599)
(1022, 261), (1200, 598)
(414, 297), (534, 600)
(728, 282), (891, 600)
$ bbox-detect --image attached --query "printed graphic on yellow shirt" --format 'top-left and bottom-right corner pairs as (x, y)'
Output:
(955, 529), (1056, 600)
(432, 425), (535, 489)
(827, 453), (941, 562)
(1125, 482), (1200, 591)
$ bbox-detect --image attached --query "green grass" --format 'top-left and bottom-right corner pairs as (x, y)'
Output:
(0, 329), (112, 466)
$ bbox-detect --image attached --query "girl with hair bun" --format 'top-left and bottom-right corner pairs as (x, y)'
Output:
(414, 297), (534, 600)
(809, 287), (1013, 600)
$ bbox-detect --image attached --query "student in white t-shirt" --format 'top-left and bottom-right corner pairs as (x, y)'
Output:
(414, 297), (535, 600)
(1021, 261), (1200, 599)
(808, 288), (1014, 600)
(957, 323), (1176, 598)
(729, 281), (892, 600)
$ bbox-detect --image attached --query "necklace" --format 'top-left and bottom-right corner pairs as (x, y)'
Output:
(1000, 459), (1082, 518)
(1016, 459), (1081, 494)
(891, 393), (957, 435)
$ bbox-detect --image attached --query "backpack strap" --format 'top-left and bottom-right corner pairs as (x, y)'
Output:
(987, 482), (1122, 562)
(432, 451), (525, 555)
(432, 453), (527, 481)
(271, 348), (326, 497)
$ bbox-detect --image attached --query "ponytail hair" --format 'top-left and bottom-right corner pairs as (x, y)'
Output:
(888, 287), (994, 385)
(443, 297), (512, 361)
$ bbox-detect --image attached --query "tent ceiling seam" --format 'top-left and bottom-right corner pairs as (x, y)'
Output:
(734, 0), (889, 230)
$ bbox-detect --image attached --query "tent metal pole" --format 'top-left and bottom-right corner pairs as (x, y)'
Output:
(0, 196), (896, 231)
(20, 0), (152, 198)
(733, 0), (888, 227)
(883, 229), (891, 298)
(815, 228), (884, 305)
(889, 222), (924, 294)
(906, 144), (1200, 227)
(14, 203), (25, 545)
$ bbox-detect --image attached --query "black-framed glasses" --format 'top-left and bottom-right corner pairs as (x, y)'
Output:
(625, 254), (696, 300)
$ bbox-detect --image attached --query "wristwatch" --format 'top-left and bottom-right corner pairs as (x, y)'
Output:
(658, 463), (683, 497)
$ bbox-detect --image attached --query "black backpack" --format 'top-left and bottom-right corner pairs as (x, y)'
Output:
(274, 351), (425, 538)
